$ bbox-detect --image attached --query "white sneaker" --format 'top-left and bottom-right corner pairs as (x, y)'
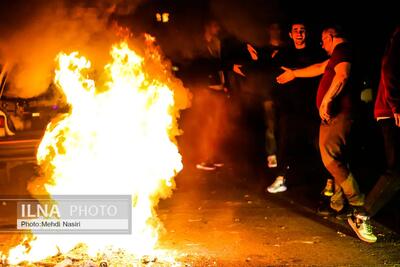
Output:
(213, 162), (224, 168)
(266, 176), (287, 193)
(196, 162), (216, 171)
(347, 214), (377, 243)
(267, 155), (277, 168)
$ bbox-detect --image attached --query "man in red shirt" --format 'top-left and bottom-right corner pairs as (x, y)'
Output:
(364, 26), (400, 219)
(276, 25), (376, 243)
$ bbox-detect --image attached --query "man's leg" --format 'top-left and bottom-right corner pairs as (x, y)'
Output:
(319, 113), (364, 211)
(364, 118), (400, 217)
(196, 90), (219, 171)
(264, 100), (277, 167)
(266, 114), (291, 193)
(319, 113), (376, 242)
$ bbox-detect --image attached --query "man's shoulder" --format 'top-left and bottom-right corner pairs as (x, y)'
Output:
(331, 42), (353, 63)
(333, 42), (352, 55)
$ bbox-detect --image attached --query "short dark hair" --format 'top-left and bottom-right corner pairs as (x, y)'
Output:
(322, 24), (346, 38)
(288, 19), (307, 32)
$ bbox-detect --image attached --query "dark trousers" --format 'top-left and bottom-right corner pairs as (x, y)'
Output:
(365, 118), (400, 216)
(194, 89), (229, 163)
(264, 100), (277, 156)
(276, 113), (319, 178)
(319, 113), (364, 210)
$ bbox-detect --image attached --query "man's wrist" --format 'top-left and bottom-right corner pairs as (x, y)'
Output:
(322, 96), (333, 104)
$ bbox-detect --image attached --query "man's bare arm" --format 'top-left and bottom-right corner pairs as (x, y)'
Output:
(277, 59), (329, 84)
(293, 59), (329, 77)
(323, 61), (350, 101)
(319, 61), (351, 121)
(394, 113), (400, 127)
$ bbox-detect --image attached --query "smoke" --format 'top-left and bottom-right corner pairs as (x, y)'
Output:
(210, 0), (282, 46)
(0, 0), (146, 99)
(90, 0), (144, 16)
(0, 0), (283, 98)
(142, 0), (284, 64)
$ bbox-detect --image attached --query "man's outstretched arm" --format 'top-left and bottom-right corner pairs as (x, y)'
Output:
(276, 59), (329, 84)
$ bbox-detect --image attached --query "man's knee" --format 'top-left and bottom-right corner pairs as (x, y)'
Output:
(320, 137), (342, 162)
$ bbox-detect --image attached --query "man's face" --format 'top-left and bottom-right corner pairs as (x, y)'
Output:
(269, 23), (281, 41)
(321, 32), (334, 55)
(208, 22), (220, 37)
(289, 24), (306, 46)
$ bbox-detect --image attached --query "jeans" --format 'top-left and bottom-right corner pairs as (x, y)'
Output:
(319, 113), (364, 211)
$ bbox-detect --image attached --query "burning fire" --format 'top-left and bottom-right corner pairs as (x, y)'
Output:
(6, 38), (190, 264)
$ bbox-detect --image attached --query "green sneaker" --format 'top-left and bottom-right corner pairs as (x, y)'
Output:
(347, 214), (377, 243)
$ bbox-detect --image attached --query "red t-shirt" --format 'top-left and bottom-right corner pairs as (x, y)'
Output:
(374, 27), (400, 118)
(316, 42), (353, 114)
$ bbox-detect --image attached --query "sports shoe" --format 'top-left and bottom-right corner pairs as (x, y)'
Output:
(322, 178), (334, 197)
(335, 207), (353, 220)
(317, 204), (336, 217)
(213, 162), (224, 168)
(347, 213), (377, 243)
(266, 176), (287, 193)
(316, 203), (352, 220)
(267, 155), (277, 168)
(196, 162), (216, 171)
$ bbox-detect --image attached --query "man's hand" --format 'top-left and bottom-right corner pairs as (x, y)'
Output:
(319, 98), (333, 122)
(276, 67), (295, 84)
(271, 49), (279, 58)
(247, 44), (258, 61)
(233, 64), (245, 77)
(394, 113), (400, 127)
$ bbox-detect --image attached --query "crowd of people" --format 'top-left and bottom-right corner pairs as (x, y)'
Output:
(178, 19), (400, 244)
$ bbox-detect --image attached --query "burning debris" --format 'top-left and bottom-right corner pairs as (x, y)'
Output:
(14, 243), (171, 266)
(3, 34), (191, 265)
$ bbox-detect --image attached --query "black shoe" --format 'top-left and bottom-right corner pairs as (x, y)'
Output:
(335, 207), (352, 220)
(336, 205), (369, 221)
(317, 204), (350, 220)
(351, 206), (368, 217)
(317, 205), (337, 217)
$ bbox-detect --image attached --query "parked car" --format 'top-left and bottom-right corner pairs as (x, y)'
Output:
(0, 66), (67, 138)
(0, 65), (69, 180)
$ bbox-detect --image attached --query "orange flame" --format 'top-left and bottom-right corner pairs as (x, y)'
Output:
(6, 39), (190, 264)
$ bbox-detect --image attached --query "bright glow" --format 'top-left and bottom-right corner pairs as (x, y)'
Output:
(162, 13), (170, 23)
(6, 40), (190, 264)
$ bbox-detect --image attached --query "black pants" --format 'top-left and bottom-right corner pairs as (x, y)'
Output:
(365, 118), (400, 216)
(276, 113), (319, 178)
(264, 100), (277, 156)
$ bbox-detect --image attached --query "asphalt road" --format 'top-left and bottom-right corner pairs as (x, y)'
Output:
(1, 163), (399, 266)
(157, 166), (400, 266)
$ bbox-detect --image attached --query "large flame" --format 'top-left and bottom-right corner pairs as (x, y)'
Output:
(6, 39), (190, 264)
